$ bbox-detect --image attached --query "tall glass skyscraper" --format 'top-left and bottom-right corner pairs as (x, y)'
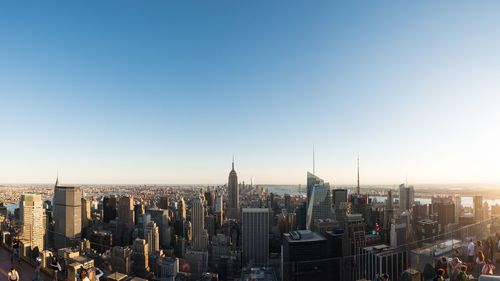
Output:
(306, 173), (333, 229)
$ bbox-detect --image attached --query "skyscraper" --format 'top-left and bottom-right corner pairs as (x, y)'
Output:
(118, 196), (135, 245)
(159, 195), (169, 210)
(103, 196), (118, 223)
(20, 194), (45, 250)
(146, 221), (160, 255)
(132, 238), (150, 277)
(53, 180), (82, 249)
(399, 183), (415, 213)
(191, 195), (209, 251)
(228, 159), (239, 219)
(306, 173), (333, 229)
(242, 208), (269, 266)
(215, 193), (223, 227)
(282, 230), (330, 281)
(474, 195), (484, 222)
(81, 197), (92, 230)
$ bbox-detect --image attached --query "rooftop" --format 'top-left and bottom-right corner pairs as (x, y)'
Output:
(284, 230), (326, 242)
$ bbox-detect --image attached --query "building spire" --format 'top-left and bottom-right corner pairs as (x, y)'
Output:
(55, 171), (59, 187)
(232, 155), (234, 171)
(357, 156), (360, 194)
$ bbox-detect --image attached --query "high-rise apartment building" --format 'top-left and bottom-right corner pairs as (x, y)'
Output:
(242, 208), (269, 266)
(228, 159), (239, 219)
(20, 194), (45, 250)
(53, 181), (82, 249)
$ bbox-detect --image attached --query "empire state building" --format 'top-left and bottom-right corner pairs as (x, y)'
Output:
(228, 159), (239, 219)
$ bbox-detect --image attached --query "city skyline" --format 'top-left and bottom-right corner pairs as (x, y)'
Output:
(1, 1), (500, 185)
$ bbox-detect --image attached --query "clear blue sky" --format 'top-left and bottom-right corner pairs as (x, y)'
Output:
(1, 1), (499, 185)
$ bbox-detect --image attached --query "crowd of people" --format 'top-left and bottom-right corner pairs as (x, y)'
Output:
(433, 238), (497, 281)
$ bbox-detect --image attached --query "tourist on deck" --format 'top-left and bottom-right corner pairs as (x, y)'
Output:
(8, 268), (19, 281)
(467, 239), (475, 263)
(458, 265), (469, 281)
(448, 257), (463, 281)
(481, 258), (495, 275)
(433, 268), (445, 281)
(475, 250), (486, 277)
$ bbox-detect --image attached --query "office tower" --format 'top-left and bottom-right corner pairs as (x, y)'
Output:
(416, 219), (438, 241)
(103, 196), (118, 223)
(178, 197), (187, 221)
(146, 207), (169, 247)
(242, 208), (269, 266)
(306, 172), (323, 205)
(228, 159), (239, 219)
(454, 196), (462, 222)
(20, 194), (45, 250)
(384, 190), (395, 240)
(324, 230), (347, 281)
(306, 173), (332, 229)
(159, 195), (169, 210)
(282, 230), (330, 281)
(204, 190), (215, 210)
(185, 249), (209, 279)
(399, 183), (415, 212)
(156, 257), (179, 279)
(284, 194), (291, 211)
(82, 197), (91, 230)
(146, 221), (160, 255)
(332, 189), (348, 210)
(215, 193), (223, 227)
(390, 223), (407, 247)
(295, 202), (307, 230)
(192, 195), (209, 251)
(137, 213), (151, 239)
(111, 246), (133, 275)
(346, 213), (366, 280)
(361, 244), (408, 281)
(53, 181), (82, 249)
(132, 238), (150, 277)
(205, 215), (216, 239)
(89, 230), (112, 254)
(118, 196), (135, 245)
(474, 195), (484, 222)
(437, 203), (455, 233)
(134, 203), (145, 225)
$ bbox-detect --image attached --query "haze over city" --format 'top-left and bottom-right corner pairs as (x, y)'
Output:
(1, 1), (499, 185)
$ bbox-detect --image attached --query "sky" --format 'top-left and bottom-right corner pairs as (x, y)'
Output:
(0, 1), (499, 185)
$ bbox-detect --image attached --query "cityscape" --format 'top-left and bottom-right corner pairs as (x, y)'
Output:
(1, 163), (500, 281)
(1, 1), (500, 281)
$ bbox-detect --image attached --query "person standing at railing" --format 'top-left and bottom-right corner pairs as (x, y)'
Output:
(475, 250), (486, 277)
(467, 239), (476, 263)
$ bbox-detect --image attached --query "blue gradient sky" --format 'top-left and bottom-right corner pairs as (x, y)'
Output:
(1, 1), (499, 185)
